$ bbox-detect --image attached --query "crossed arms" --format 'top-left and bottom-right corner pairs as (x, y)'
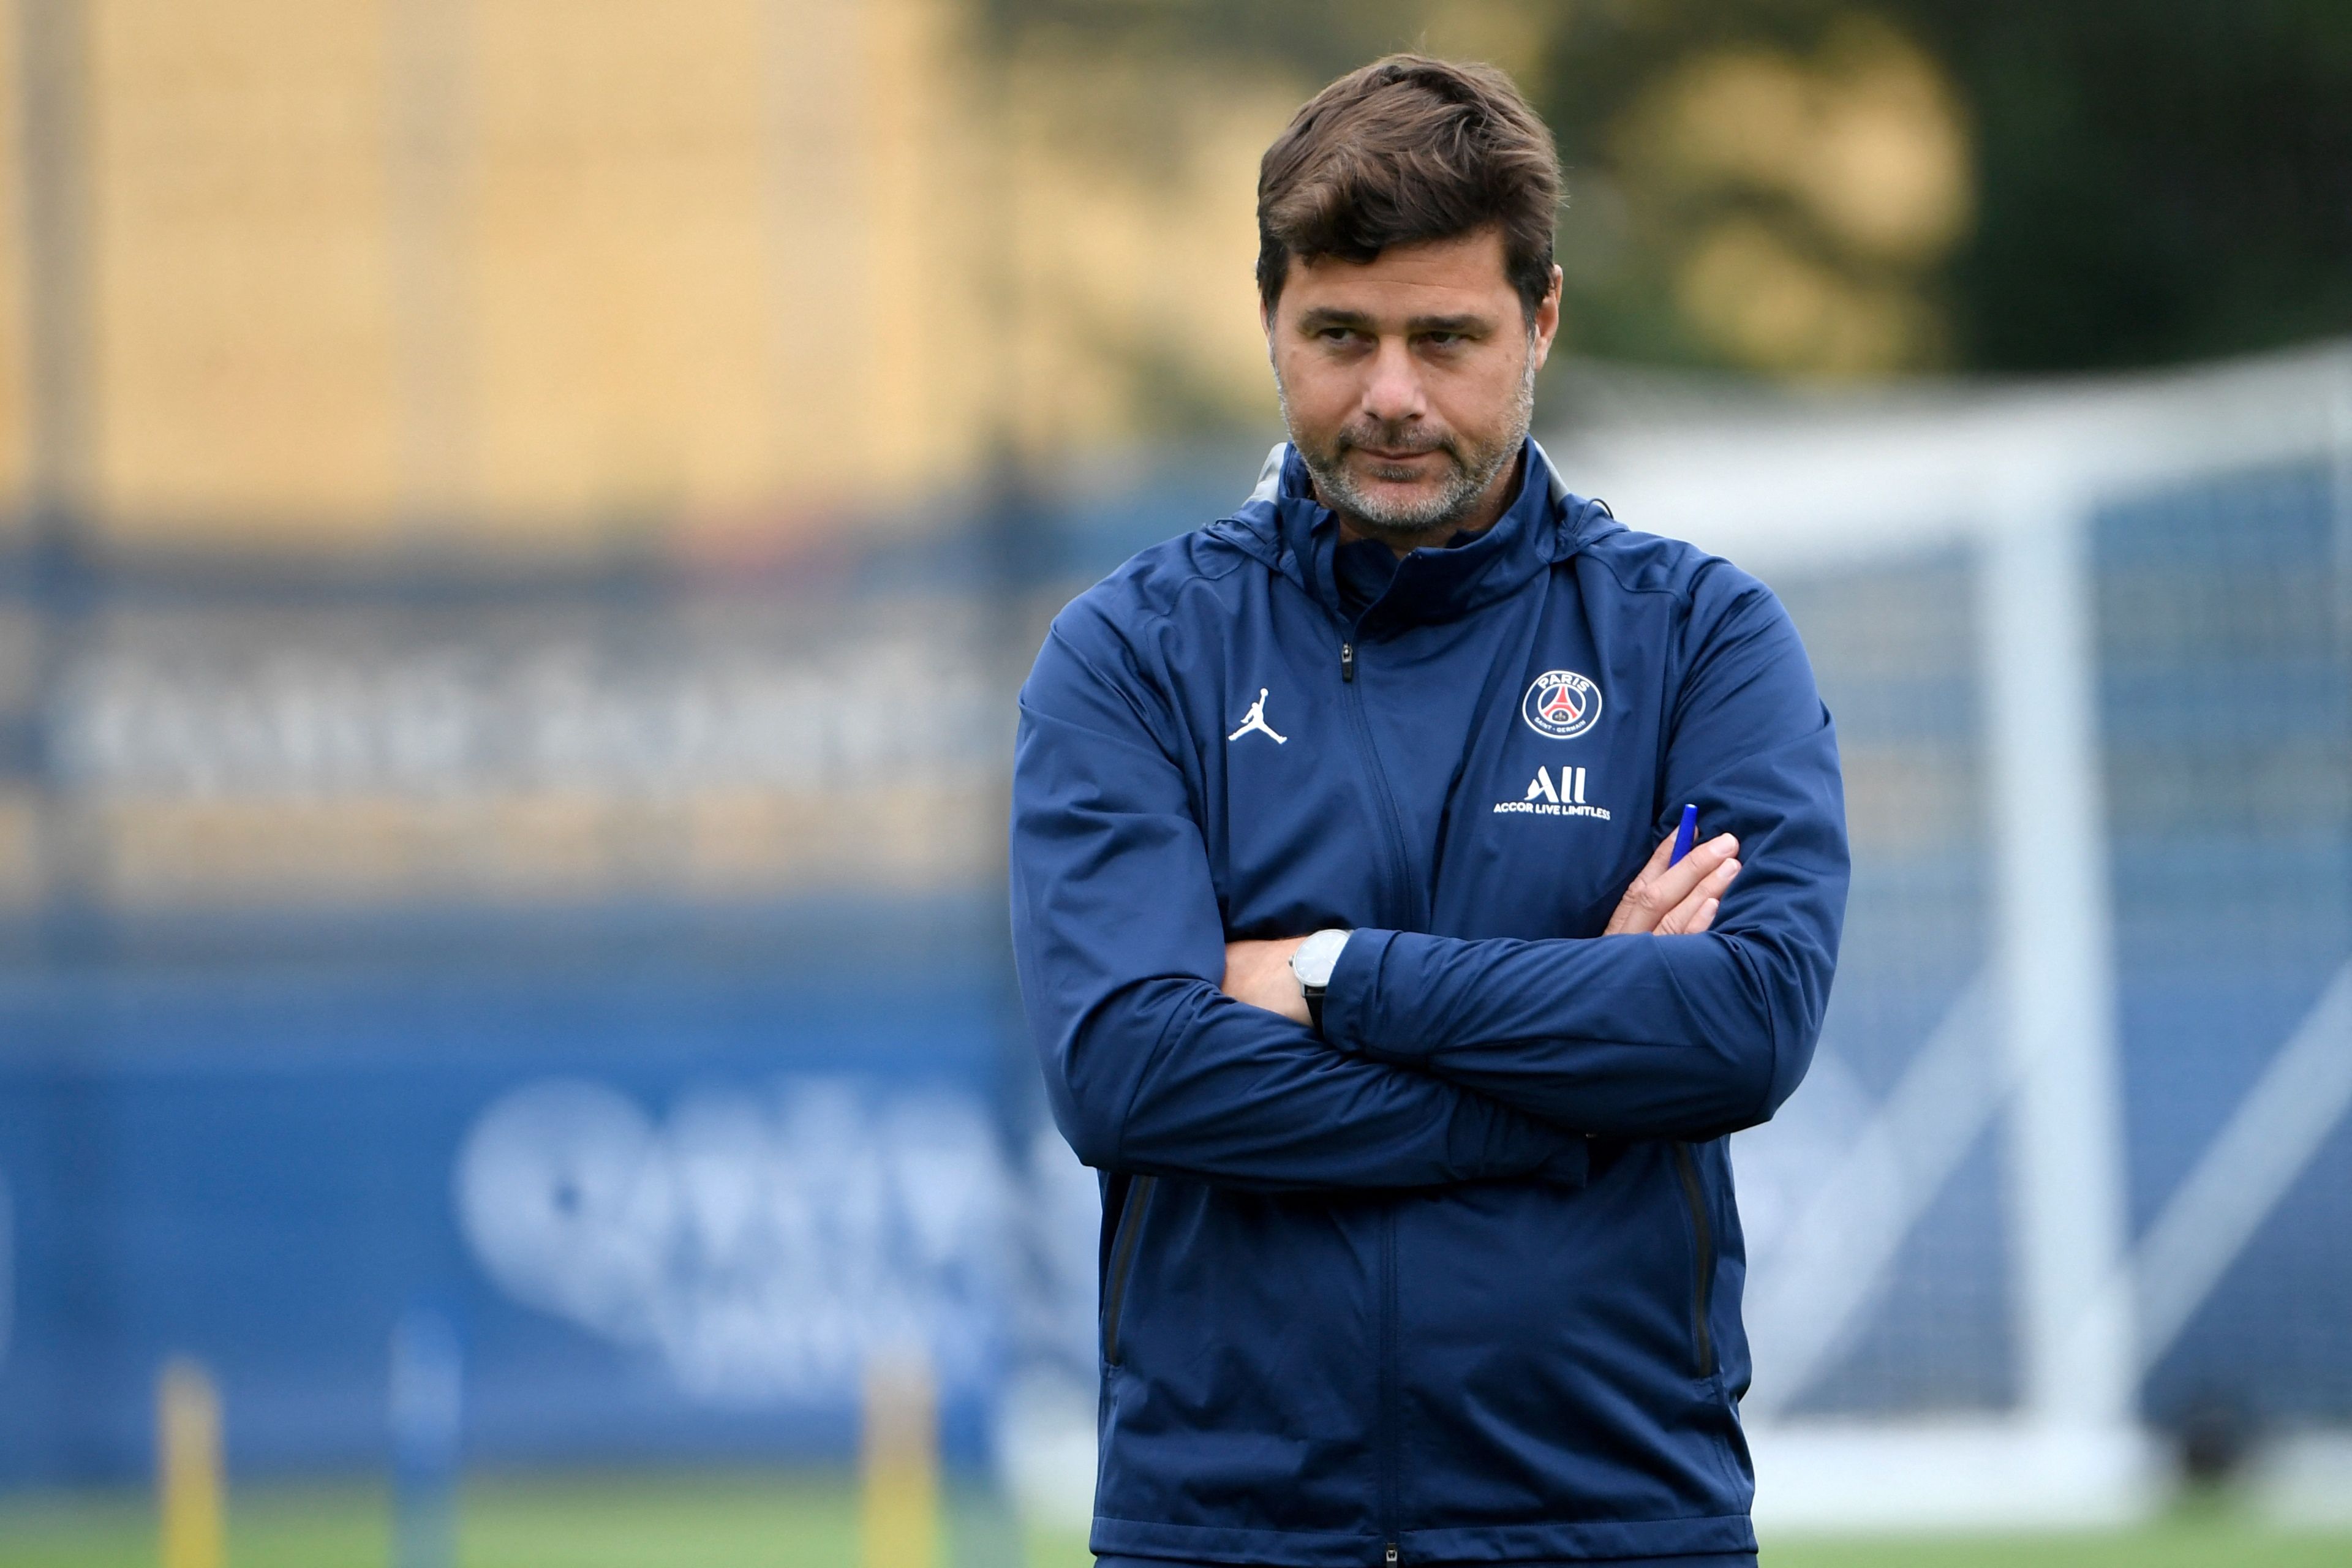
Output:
(1221, 826), (1742, 1027)
(1008, 579), (1847, 1195)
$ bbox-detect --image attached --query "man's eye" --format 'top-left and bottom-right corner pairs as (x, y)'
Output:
(1421, 332), (1463, 348)
(1318, 327), (1357, 344)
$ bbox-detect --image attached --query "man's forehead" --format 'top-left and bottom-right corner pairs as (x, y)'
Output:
(1280, 228), (1515, 318)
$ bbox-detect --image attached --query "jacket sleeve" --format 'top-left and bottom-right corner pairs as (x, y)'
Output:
(1010, 616), (1588, 1193)
(1317, 567), (1849, 1142)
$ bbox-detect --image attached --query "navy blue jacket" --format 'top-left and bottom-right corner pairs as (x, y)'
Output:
(1009, 440), (1848, 1566)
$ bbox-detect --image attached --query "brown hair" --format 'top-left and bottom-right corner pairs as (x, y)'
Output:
(1256, 55), (1562, 321)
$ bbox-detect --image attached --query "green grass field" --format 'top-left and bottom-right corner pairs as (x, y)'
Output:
(0, 1474), (2343, 1568)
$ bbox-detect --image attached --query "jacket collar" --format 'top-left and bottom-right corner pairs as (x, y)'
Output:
(1218, 436), (1609, 628)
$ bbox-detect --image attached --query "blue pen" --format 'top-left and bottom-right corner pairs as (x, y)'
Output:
(1668, 803), (1699, 867)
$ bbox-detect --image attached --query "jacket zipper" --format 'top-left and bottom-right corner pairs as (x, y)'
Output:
(1670, 1144), (1717, 1378)
(1336, 638), (1422, 927)
(1338, 628), (1411, 1558)
(1101, 1175), (1156, 1365)
(1380, 1214), (1400, 1563)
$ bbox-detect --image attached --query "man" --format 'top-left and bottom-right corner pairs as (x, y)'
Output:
(1009, 55), (1847, 1568)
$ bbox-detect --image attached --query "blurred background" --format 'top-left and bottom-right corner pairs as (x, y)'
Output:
(0, 0), (2348, 1564)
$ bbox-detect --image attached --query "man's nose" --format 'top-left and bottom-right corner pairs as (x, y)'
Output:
(1359, 337), (1427, 426)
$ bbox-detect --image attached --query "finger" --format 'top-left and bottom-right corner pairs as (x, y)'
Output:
(1659, 858), (1740, 935)
(1608, 833), (1738, 937)
(1645, 832), (1739, 911)
(1662, 895), (1722, 937)
(1603, 834), (1683, 936)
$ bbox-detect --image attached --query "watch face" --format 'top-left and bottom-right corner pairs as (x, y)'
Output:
(1291, 929), (1348, 989)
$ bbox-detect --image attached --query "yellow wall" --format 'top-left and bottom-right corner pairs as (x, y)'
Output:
(472, 0), (810, 535)
(0, 0), (1284, 556)
(89, 0), (403, 538)
(1, 0), (39, 520)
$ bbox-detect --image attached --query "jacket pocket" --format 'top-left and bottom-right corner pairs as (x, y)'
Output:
(1670, 1144), (1717, 1379)
(1101, 1175), (1158, 1366)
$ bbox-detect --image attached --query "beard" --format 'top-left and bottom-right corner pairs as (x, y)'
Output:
(1276, 342), (1538, 545)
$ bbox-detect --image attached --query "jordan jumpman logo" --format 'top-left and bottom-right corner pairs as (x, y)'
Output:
(1227, 688), (1287, 744)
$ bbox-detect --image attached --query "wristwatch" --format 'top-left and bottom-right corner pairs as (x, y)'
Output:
(1289, 928), (1351, 1032)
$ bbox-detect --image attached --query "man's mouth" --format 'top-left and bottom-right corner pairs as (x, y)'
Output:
(1350, 445), (1446, 467)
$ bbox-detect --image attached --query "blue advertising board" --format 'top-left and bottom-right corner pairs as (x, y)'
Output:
(0, 900), (1028, 1485)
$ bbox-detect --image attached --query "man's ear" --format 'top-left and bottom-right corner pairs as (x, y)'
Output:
(1529, 265), (1564, 370)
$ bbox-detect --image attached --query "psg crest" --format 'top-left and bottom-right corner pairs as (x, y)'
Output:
(1521, 669), (1602, 739)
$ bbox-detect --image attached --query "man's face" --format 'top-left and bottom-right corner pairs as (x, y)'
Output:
(1264, 227), (1561, 545)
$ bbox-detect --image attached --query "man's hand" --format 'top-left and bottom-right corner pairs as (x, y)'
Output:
(1221, 935), (1312, 1023)
(1604, 829), (1741, 937)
